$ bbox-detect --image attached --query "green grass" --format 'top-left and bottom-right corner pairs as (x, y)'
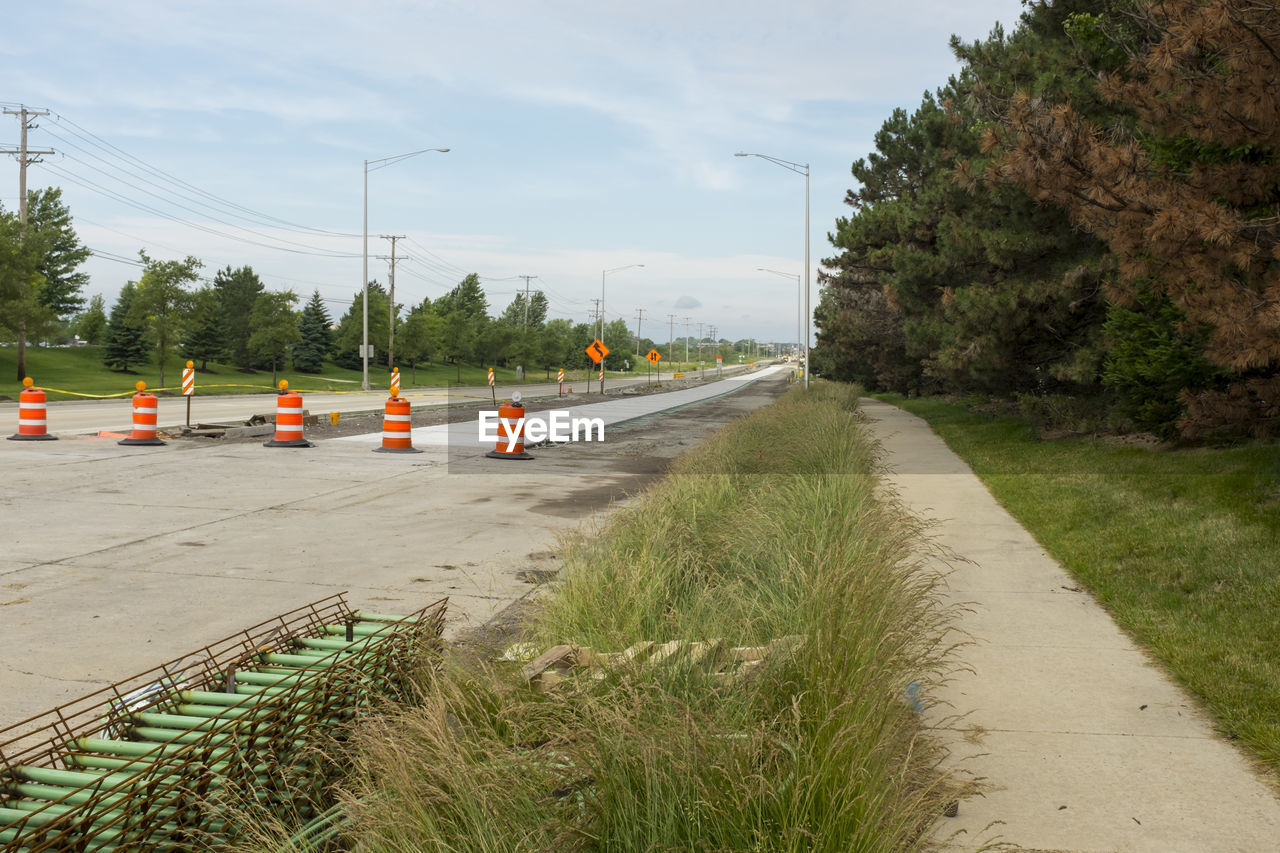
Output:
(879, 393), (1280, 771)
(0, 346), (629, 401)
(338, 384), (959, 852)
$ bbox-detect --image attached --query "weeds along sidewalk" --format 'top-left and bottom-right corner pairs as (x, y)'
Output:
(859, 397), (1280, 853)
(322, 384), (961, 852)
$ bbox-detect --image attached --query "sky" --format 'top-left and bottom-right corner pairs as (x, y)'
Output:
(2, 0), (1028, 348)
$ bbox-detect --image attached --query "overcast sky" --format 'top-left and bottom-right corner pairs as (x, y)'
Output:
(3, 0), (1027, 346)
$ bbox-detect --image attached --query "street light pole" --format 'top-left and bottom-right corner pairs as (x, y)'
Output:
(735, 152), (810, 388)
(362, 147), (449, 391)
(600, 263), (644, 347)
(599, 263), (643, 394)
(758, 267), (801, 366)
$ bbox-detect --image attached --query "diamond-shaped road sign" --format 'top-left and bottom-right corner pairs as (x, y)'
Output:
(586, 339), (610, 363)
(646, 348), (662, 364)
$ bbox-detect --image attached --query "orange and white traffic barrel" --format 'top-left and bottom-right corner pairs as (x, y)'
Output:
(486, 392), (533, 460)
(118, 381), (166, 446)
(7, 377), (57, 441)
(374, 395), (421, 454)
(264, 380), (314, 448)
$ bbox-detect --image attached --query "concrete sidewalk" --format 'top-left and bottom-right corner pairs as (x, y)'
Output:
(858, 399), (1280, 853)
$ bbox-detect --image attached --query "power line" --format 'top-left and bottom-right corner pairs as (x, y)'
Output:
(42, 162), (360, 258)
(41, 134), (359, 256)
(45, 111), (361, 239)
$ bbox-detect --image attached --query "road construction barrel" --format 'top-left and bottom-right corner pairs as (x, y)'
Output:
(119, 382), (166, 446)
(8, 378), (57, 441)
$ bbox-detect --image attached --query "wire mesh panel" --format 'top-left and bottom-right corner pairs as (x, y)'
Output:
(0, 594), (448, 852)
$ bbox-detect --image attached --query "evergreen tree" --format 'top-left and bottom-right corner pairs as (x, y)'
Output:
(820, 2), (1113, 397)
(102, 282), (150, 371)
(992, 0), (1280, 436)
(213, 266), (264, 370)
(293, 290), (332, 373)
(181, 286), (226, 370)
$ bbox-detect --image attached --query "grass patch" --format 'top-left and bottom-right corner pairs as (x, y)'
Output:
(0, 346), (621, 401)
(879, 393), (1280, 771)
(339, 384), (958, 851)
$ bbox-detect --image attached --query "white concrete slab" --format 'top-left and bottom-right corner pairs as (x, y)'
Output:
(859, 398), (1280, 852)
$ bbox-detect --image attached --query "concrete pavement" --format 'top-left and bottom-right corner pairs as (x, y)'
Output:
(858, 399), (1280, 852)
(0, 366), (756, 436)
(0, 369), (787, 733)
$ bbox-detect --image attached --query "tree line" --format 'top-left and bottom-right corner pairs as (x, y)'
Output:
(3, 191), (753, 387)
(813, 0), (1279, 439)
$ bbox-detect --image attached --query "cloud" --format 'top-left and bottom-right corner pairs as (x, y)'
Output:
(673, 295), (702, 309)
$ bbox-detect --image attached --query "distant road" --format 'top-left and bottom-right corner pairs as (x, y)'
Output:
(2, 365), (757, 436)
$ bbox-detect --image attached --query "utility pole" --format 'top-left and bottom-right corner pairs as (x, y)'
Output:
(3, 107), (54, 382)
(683, 317), (691, 364)
(377, 235), (405, 372)
(633, 308), (645, 363)
(667, 314), (676, 379)
(517, 275), (538, 380)
(697, 322), (704, 376)
(709, 325), (719, 377)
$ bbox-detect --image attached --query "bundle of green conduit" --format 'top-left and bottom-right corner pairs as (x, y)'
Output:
(0, 594), (446, 852)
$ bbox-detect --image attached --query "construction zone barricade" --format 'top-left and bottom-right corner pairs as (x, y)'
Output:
(485, 391), (533, 460)
(118, 382), (166, 446)
(374, 396), (421, 454)
(264, 381), (314, 448)
(7, 378), (56, 442)
(0, 592), (448, 853)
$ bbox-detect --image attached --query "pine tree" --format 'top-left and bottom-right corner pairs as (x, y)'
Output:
(102, 283), (150, 371)
(293, 290), (332, 373)
(181, 286), (226, 370)
(213, 266), (264, 370)
(992, 0), (1280, 436)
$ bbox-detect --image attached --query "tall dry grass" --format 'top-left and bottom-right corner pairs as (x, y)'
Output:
(341, 383), (958, 852)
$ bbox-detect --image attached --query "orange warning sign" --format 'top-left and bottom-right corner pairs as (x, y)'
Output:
(585, 339), (610, 363)
(646, 348), (662, 364)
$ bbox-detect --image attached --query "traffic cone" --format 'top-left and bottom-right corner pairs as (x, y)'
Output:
(374, 396), (421, 453)
(486, 393), (534, 460)
(7, 377), (57, 441)
(119, 382), (166, 446)
(264, 381), (314, 447)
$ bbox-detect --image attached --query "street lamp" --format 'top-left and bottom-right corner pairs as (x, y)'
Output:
(758, 267), (801, 364)
(735, 152), (810, 388)
(600, 264), (644, 346)
(599, 263), (643, 393)
(362, 147), (449, 391)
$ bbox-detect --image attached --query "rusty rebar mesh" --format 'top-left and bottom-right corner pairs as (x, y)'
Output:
(0, 594), (447, 852)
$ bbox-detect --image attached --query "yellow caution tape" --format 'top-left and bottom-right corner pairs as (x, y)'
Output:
(33, 384), (498, 402)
